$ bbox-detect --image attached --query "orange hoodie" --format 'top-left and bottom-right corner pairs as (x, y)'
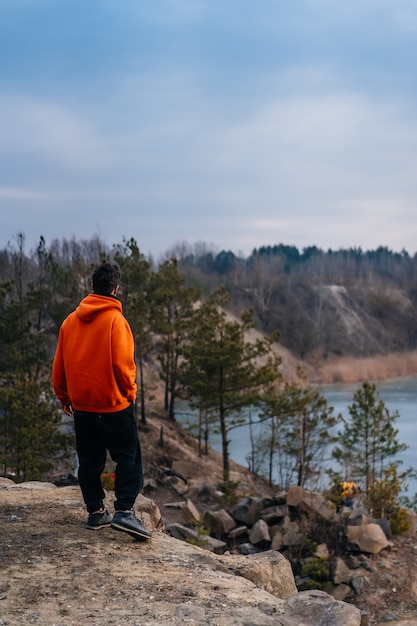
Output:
(52, 294), (137, 413)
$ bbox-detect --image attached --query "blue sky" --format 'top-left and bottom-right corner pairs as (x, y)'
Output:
(1, 0), (417, 259)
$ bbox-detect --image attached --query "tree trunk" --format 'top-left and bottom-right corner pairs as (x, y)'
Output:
(138, 351), (146, 425)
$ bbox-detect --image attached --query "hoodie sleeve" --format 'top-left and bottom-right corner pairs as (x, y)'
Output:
(111, 315), (137, 403)
(52, 325), (71, 407)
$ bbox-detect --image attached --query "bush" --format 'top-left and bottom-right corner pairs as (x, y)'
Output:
(365, 464), (411, 535)
(301, 558), (332, 591)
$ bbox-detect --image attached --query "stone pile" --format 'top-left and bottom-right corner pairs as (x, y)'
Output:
(164, 484), (417, 603)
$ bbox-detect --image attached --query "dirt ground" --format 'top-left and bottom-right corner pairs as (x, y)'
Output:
(1, 412), (417, 625)
(0, 484), (285, 626)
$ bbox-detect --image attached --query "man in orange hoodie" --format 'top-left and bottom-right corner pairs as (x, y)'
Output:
(52, 261), (151, 540)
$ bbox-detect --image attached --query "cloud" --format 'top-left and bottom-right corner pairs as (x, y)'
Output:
(0, 187), (44, 199)
(0, 95), (114, 174)
(1, 55), (417, 257)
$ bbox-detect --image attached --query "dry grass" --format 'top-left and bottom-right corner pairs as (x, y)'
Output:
(313, 351), (417, 384)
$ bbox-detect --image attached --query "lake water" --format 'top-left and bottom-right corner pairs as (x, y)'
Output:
(177, 377), (417, 498)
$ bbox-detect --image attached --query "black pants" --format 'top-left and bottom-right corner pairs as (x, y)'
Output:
(74, 405), (143, 513)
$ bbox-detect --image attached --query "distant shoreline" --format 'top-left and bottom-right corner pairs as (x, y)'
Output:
(308, 351), (417, 385)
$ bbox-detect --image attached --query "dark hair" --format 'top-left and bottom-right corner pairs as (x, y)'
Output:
(92, 261), (121, 296)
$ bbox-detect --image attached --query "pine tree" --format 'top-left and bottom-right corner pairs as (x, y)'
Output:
(332, 382), (407, 492)
(114, 238), (152, 423)
(180, 286), (281, 482)
(259, 370), (340, 488)
(148, 258), (200, 420)
(0, 245), (73, 481)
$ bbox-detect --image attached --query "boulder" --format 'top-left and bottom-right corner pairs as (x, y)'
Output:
(350, 576), (368, 594)
(282, 589), (362, 626)
(238, 543), (263, 555)
(260, 503), (288, 524)
(299, 492), (337, 523)
(271, 528), (285, 550)
(285, 486), (308, 507)
(165, 475), (188, 496)
(10, 481), (58, 490)
(203, 508), (236, 536)
(166, 522), (199, 543)
(182, 498), (201, 524)
(346, 510), (373, 526)
(202, 535), (228, 554)
(248, 519), (271, 547)
(315, 543), (330, 559)
(282, 521), (304, 546)
(347, 523), (389, 554)
(230, 497), (264, 526)
(227, 525), (248, 540)
(0, 477), (16, 488)
(136, 494), (164, 530)
(374, 518), (391, 540)
(286, 486), (336, 522)
(225, 550), (298, 599)
(329, 583), (351, 602)
(330, 557), (353, 585)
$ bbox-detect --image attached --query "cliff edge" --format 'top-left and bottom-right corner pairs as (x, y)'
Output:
(0, 481), (363, 626)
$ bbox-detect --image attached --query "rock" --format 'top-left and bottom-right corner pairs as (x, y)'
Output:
(271, 528), (284, 550)
(136, 494), (164, 529)
(203, 508), (236, 536)
(286, 486), (308, 507)
(345, 554), (362, 569)
(329, 583), (352, 601)
(315, 543), (330, 559)
(260, 503), (288, 524)
(10, 481), (58, 490)
(286, 486), (336, 522)
(249, 518), (271, 547)
(0, 477), (15, 488)
(347, 511), (374, 526)
(197, 480), (218, 500)
(403, 508), (417, 536)
(227, 525), (248, 540)
(166, 522), (199, 542)
(224, 550), (298, 599)
(374, 518), (392, 539)
(300, 492), (337, 523)
(230, 497), (264, 526)
(331, 557), (353, 584)
(202, 535), (228, 554)
(165, 475), (189, 496)
(283, 589), (362, 626)
(351, 576), (368, 594)
(347, 523), (390, 554)
(174, 604), (206, 621)
(0, 477), (388, 626)
(238, 542), (263, 555)
(142, 477), (157, 493)
(282, 521), (304, 546)
(182, 497), (201, 524)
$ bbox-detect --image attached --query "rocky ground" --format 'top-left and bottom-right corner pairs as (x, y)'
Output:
(1, 411), (417, 625)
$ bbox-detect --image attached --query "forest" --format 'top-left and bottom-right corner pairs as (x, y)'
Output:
(171, 241), (417, 359)
(0, 232), (415, 520)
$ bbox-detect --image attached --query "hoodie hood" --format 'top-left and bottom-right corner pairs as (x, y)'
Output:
(76, 293), (122, 322)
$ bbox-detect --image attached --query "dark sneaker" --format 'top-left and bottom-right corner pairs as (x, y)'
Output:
(86, 509), (113, 530)
(110, 510), (152, 540)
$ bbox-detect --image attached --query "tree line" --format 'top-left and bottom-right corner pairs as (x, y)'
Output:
(171, 241), (417, 359)
(0, 233), (414, 521)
